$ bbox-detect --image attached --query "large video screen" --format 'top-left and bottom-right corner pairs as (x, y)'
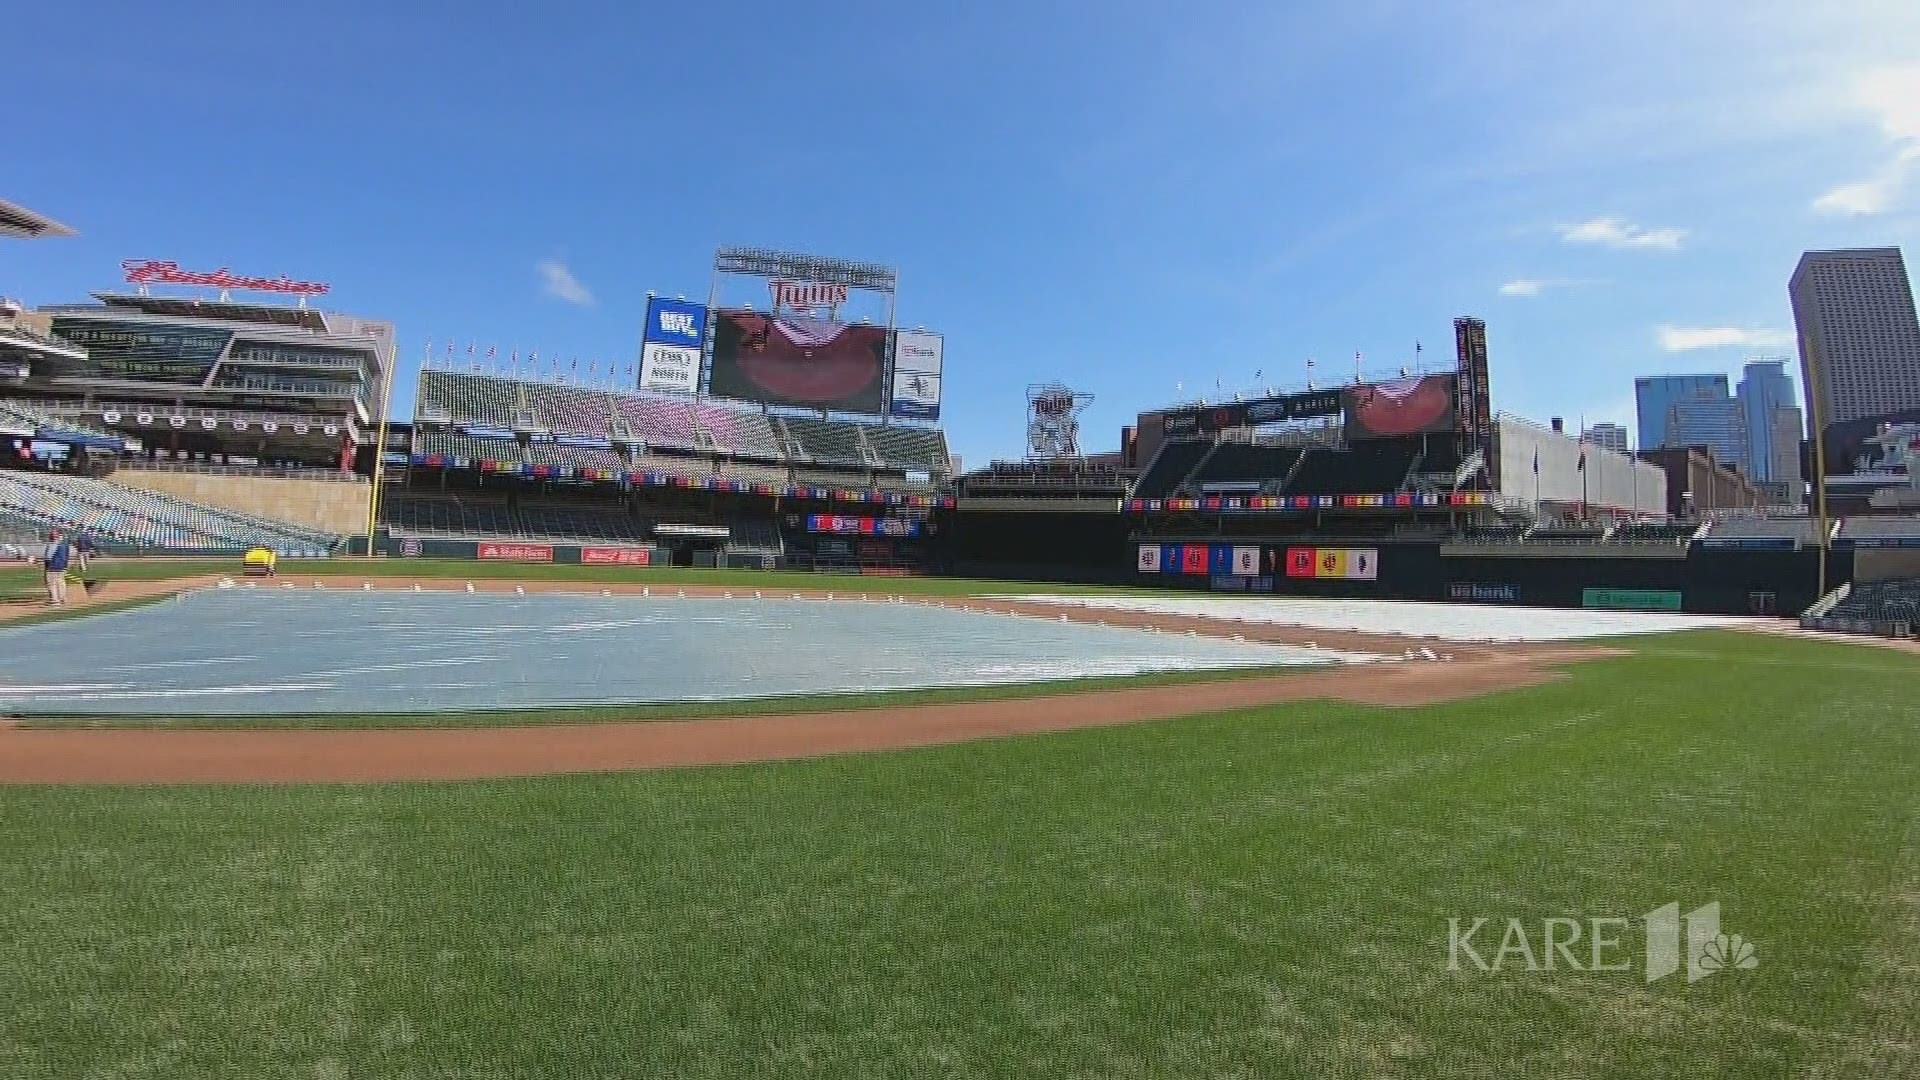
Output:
(1343, 374), (1458, 441)
(708, 310), (886, 413)
(1821, 408), (1920, 477)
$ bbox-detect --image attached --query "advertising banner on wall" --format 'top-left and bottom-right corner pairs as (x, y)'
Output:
(891, 330), (944, 420)
(1343, 375), (1458, 441)
(642, 297), (709, 349)
(807, 514), (921, 537)
(1582, 587), (1682, 611)
(1137, 544), (1162, 572)
(638, 342), (701, 394)
(1160, 389), (1343, 439)
(1282, 547), (1379, 581)
(1449, 582), (1520, 603)
(581, 547), (653, 566)
(709, 310), (887, 413)
(477, 543), (554, 563)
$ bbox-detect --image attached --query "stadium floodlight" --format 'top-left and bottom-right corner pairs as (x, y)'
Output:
(713, 247), (898, 294)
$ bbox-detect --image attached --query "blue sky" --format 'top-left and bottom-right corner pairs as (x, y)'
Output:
(6, 0), (1919, 468)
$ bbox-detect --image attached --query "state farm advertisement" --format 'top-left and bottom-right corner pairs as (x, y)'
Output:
(580, 547), (652, 566)
(476, 543), (553, 563)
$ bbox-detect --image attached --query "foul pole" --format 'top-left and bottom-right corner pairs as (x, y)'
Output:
(363, 335), (403, 557)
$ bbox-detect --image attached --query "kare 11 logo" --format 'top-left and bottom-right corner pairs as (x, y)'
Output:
(644, 298), (709, 349)
(1446, 901), (1758, 984)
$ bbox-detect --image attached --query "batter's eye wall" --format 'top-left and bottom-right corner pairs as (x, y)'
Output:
(1119, 536), (1840, 615)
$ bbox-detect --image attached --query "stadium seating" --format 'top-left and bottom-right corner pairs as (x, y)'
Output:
(415, 431), (526, 465)
(1193, 444), (1303, 490)
(1837, 516), (1920, 541)
(1, 399), (122, 441)
(1699, 516), (1824, 543)
(781, 417), (870, 465)
(1460, 525), (1527, 544)
(792, 465), (872, 488)
(0, 470), (340, 554)
(521, 442), (629, 473)
(381, 494), (648, 543)
(530, 384), (615, 438)
(1526, 522), (1608, 544)
(689, 401), (783, 460)
(1285, 442), (1419, 495)
(713, 458), (792, 485)
(1610, 522), (1700, 545)
(1131, 441), (1212, 499)
(407, 373), (957, 496)
(1823, 577), (1920, 626)
(614, 395), (700, 451)
(418, 371), (522, 429)
(725, 517), (783, 555)
(863, 425), (949, 472)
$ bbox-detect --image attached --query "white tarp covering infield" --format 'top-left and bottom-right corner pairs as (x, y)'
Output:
(994, 595), (1754, 643)
(0, 589), (1379, 716)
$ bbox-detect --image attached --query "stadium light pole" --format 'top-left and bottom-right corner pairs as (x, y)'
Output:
(364, 334), (401, 557)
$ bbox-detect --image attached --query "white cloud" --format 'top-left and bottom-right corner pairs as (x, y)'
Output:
(1555, 218), (1687, 251)
(1857, 64), (1920, 143)
(1656, 325), (1794, 352)
(1498, 278), (1601, 297)
(536, 258), (595, 307)
(1813, 65), (1920, 216)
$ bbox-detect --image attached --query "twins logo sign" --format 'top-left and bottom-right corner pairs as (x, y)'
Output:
(770, 280), (850, 317)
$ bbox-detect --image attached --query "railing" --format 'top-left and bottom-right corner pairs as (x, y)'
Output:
(114, 460), (369, 482)
(961, 473), (1131, 491)
(19, 398), (360, 439)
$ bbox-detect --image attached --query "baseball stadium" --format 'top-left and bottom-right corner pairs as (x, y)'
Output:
(4, 210), (1920, 1078)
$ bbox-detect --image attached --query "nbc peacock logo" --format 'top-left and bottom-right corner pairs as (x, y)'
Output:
(1645, 901), (1760, 984)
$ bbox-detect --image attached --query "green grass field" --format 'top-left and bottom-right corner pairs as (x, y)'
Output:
(2, 630), (1915, 1078)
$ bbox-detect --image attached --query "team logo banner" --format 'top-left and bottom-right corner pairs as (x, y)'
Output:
(638, 342), (700, 394)
(890, 330), (944, 420)
(1137, 544), (1161, 572)
(1282, 547), (1378, 581)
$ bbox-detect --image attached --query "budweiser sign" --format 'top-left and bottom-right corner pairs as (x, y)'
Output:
(580, 547), (652, 566)
(769, 279), (849, 314)
(121, 259), (332, 298)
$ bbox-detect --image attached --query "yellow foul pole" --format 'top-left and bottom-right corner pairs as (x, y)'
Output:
(363, 335), (403, 557)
